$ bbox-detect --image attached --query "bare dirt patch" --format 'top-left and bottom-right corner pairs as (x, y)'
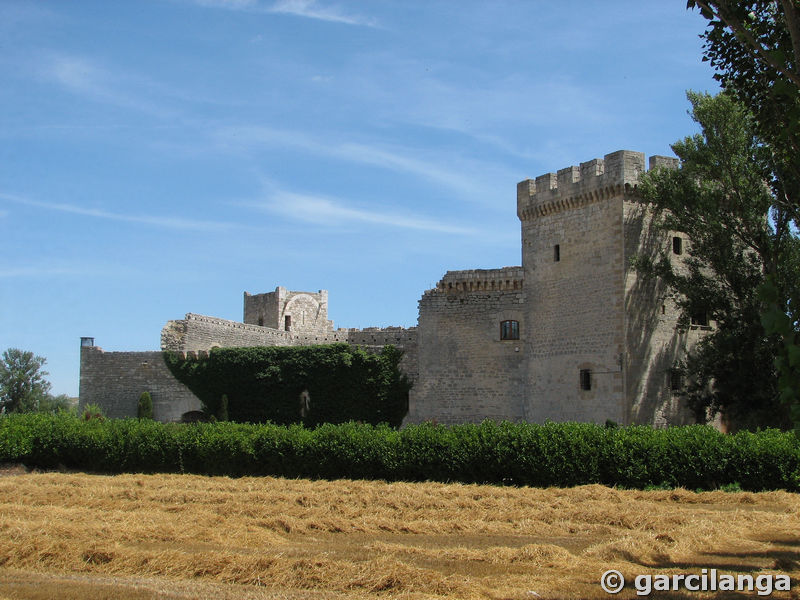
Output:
(0, 472), (797, 599)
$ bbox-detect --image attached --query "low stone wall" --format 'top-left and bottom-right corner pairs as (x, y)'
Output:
(83, 314), (419, 423)
(79, 346), (202, 421)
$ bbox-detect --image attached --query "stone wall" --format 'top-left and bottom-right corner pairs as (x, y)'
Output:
(243, 287), (333, 333)
(516, 151), (644, 424)
(162, 313), (292, 351)
(79, 346), (202, 421)
(623, 155), (701, 426)
(407, 268), (526, 424)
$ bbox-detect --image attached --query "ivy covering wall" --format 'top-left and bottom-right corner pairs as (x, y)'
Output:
(163, 344), (410, 427)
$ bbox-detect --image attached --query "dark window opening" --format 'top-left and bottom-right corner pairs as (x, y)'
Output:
(500, 320), (519, 340)
(690, 312), (709, 326)
(257, 317), (264, 327)
(672, 236), (683, 255)
(554, 244), (560, 262)
(285, 315), (292, 331)
(669, 369), (683, 392)
(580, 369), (592, 391)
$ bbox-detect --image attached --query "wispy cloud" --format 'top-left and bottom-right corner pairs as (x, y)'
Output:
(43, 54), (175, 118)
(268, 0), (377, 27)
(214, 126), (514, 199)
(246, 189), (477, 235)
(0, 193), (238, 232)
(191, 0), (258, 8)
(185, 0), (377, 26)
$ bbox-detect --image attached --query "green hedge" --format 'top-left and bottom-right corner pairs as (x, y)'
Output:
(164, 344), (410, 427)
(1, 414), (798, 490)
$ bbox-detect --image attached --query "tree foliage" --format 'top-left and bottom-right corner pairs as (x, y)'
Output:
(137, 392), (153, 420)
(690, 0), (800, 189)
(0, 348), (52, 413)
(637, 91), (800, 429)
(689, 1), (800, 424)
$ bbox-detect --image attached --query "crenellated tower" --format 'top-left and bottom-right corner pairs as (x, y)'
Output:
(516, 150), (692, 425)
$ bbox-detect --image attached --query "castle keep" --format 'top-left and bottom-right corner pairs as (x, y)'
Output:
(81, 150), (703, 426)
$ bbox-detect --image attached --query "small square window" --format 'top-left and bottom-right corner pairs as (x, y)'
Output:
(672, 236), (683, 255)
(690, 312), (709, 326)
(500, 320), (519, 340)
(579, 369), (592, 391)
(554, 244), (560, 262)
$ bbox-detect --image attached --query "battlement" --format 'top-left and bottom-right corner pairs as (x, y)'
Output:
(428, 267), (524, 294)
(517, 151), (678, 220)
(161, 313), (292, 351)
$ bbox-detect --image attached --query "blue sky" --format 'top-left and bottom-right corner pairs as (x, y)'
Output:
(1, 1), (718, 396)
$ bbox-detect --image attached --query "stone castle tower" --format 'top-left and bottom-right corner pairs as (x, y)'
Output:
(81, 150), (703, 426)
(407, 150), (699, 426)
(243, 287), (333, 334)
(517, 149), (691, 424)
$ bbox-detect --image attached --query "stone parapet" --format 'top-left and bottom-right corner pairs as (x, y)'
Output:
(429, 267), (524, 294)
(517, 150), (647, 221)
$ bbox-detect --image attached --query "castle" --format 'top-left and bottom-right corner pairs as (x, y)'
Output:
(80, 150), (707, 426)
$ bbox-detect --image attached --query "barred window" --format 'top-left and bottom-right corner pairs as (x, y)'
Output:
(500, 320), (519, 340)
(669, 369), (684, 392)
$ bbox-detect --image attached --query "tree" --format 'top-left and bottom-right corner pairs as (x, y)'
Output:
(217, 394), (229, 421)
(636, 91), (800, 430)
(690, 1), (800, 191)
(689, 1), (800, 426)
(0, 348), (52, 413)
(137, 391), (153, 419)
(38, 393), (75, 414)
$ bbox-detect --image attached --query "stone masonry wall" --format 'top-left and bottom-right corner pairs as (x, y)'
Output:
(161, 314), (292, 352)
(407, 268), (525, 424)
(623, 155), (702, 426)
(79, 346), (202, 421)
(516, 151), (644, 424)
(243, 290), (281, 329)
(244, 287), (333, 333)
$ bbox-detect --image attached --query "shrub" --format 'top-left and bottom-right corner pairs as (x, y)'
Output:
(1, 414), (798, 491)
(82, 403), (105, 422)
(137, 392), (153, 419)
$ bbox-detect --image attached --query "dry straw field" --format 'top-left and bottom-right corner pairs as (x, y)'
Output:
(0, 468), (798, 599)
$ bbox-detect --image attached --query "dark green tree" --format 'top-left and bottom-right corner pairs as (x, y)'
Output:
(637, 91), (800, 430)
(690, 1), (800, 187)
(0, 348), (52, 413)
(689, 0), (800, 427)
(137, 391), (153, 419)
(217, 394), (229, 421)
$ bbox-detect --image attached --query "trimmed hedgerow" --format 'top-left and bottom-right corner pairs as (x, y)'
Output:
(0, 413), (798, 491)
(163, 344), (410, 427)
